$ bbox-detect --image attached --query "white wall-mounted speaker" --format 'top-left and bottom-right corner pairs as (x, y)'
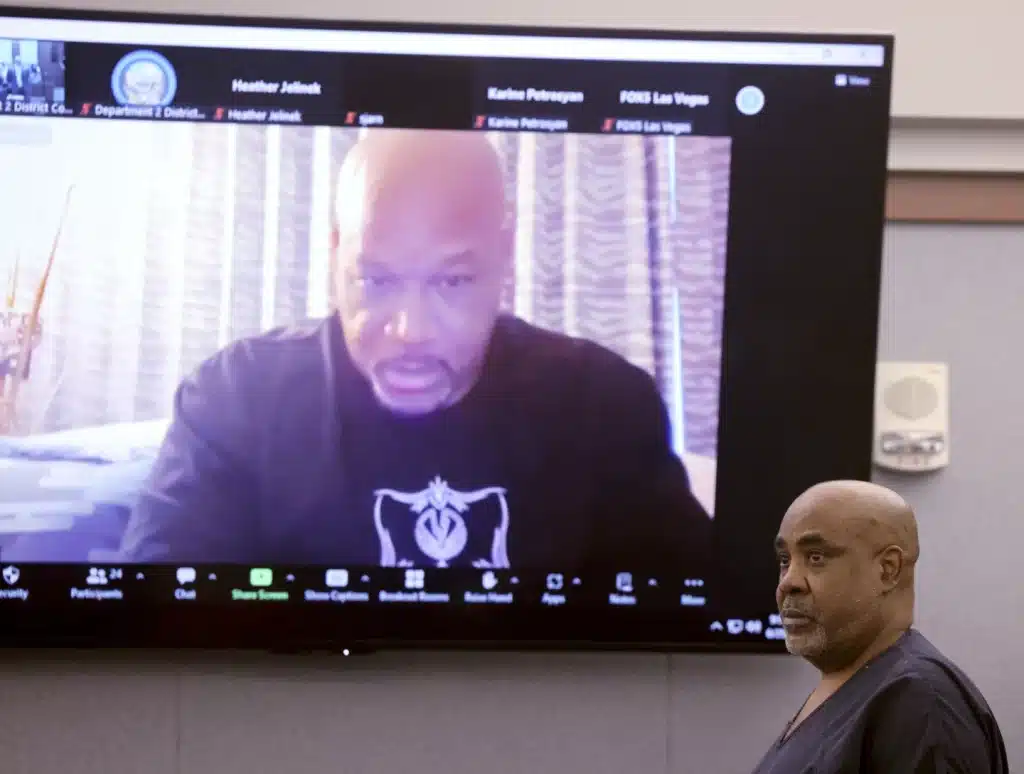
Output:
(873, 362), (950, 473)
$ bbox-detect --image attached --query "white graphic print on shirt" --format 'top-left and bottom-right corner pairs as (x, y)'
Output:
(373, 476), (510, 568)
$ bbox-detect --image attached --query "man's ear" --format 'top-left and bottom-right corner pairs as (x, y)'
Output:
(878, 545), (905, 592)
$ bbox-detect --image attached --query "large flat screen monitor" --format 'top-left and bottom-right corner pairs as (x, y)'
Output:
(0, 7), (892, 651)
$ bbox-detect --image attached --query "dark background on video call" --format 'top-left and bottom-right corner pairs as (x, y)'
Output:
(712, 62), (888, 611)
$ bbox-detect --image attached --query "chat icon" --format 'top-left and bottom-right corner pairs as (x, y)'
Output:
(176, 567), (196, 585)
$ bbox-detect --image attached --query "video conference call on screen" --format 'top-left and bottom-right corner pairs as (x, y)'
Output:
(0, 9), (892, 649)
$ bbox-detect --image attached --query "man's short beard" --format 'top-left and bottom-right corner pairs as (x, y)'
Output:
(784, 622), (828, 659)
(784, 606), (886, 671)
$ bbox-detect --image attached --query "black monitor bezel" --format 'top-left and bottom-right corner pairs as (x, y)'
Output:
(0, 4), (892, 653)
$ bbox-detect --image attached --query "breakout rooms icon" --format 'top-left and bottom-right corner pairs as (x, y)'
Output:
(404, 569), (425, 590)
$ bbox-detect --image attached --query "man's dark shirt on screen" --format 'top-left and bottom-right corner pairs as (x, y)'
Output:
(752, 629), (1009, 774)
(119, 314), (711, 571)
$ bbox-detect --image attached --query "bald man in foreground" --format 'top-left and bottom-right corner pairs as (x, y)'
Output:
(118, 130), (711, 570)
(753, 481), (1007, 774)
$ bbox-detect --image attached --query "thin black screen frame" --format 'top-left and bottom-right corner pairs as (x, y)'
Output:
(0, 4), (893, 653)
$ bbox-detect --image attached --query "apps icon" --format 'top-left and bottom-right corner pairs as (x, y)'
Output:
(325, 569), (349, 588)
(546, 573), (564, 591)
(249, 568), (273, 587)
(176, 567), (196, 585)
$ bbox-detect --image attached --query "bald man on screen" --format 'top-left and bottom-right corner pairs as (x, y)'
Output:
(333, 130), (511, 417)
(119, 130), (711, 571)
(752, 481), (1008, 774)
